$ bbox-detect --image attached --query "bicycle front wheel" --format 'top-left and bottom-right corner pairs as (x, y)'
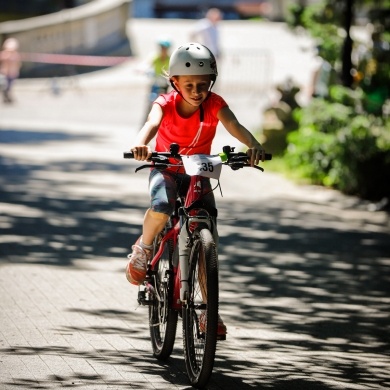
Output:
(182, 226), (219, 388)
(149, 234), (178, 360)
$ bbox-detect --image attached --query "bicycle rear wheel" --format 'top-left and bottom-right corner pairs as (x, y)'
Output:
(149, 233), (178, 360)
(182, 226), (219, 388)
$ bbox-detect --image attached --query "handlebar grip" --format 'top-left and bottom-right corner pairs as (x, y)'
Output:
(265, 153), (272, 161)
(123, 151), (165, 159)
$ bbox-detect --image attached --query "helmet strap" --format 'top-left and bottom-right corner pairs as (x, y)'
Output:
(199, 104), (204, 122)
(170, 79), (178, 92)
(170, 81), (190, 106)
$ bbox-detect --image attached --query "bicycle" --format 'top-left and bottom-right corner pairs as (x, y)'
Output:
(124, 143), (271, 388)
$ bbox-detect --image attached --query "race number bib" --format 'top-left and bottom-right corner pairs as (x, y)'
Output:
(182, 155), (222, 179)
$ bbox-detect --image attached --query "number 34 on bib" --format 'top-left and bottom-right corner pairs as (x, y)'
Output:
(182, 155), (223, 180)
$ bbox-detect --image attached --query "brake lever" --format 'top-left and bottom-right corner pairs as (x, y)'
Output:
(135, 164), (153, 173)
(253, 165), (264, 172)
(135, 163), (169, 173)
(133, 155), (169, 172)
(229, 162), (264, 172)
(241, 162), (264, 172)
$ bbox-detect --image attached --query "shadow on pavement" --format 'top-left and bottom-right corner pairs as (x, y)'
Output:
(1, 345), (191, 389)
(216, 201), (390, 388)
(0, 129), (92, 144)
(0, 155), (138, 267)
(1, 129), (389, 389)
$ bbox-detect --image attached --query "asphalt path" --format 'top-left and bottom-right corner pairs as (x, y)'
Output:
(0, 19), (389, 390)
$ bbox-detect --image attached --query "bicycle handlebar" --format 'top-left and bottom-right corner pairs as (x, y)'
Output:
(123, 143), (272, 172)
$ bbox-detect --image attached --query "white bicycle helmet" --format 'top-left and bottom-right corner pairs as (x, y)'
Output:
(168, 42), (218, 81)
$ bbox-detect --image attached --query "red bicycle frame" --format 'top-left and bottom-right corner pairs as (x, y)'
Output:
(145, 175), (208, 311)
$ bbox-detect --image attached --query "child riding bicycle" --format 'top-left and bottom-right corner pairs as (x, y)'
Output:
(126, 42), (266, 337)
(141, 38), (172, 123)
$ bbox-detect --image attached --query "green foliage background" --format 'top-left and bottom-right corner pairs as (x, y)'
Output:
(285, 87), (390, 199)
(281, 0), (390, 202)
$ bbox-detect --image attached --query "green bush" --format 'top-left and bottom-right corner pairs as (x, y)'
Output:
(293, 98), (352, 134)
(284, 89), (390, 200)
(282, 1), (390, 202)
(329, 115), (390, 197)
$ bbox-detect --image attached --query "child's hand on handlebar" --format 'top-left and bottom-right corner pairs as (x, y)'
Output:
(246, 145), (266, 166)
(130, 145), (152, 161)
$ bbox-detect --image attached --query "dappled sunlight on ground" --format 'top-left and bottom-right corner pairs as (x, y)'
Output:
(1, 104), (389, 389)
(1, 162), (389, 389)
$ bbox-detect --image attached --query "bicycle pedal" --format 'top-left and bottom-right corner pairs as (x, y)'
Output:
(137, 290), (151, 306)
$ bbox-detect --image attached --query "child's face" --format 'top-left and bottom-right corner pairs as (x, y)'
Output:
(172, 75), (212, 107)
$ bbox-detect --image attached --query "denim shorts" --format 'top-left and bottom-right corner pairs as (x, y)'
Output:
(149, 168), (216, 216)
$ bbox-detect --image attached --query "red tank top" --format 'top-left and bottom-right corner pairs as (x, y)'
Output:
(154, 91), (228, 172)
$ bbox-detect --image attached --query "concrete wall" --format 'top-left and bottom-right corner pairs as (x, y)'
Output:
(0, 0), (132, 77)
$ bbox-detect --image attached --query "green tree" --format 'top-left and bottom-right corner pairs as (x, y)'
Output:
(288, 0), (390, 91)
(283, 0), (390, 203)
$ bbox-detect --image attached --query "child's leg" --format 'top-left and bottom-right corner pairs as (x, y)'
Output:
(126, 169), (178, 285)
(142, 208), (169, 246)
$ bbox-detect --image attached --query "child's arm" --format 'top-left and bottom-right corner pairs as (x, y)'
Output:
(218, 106), (265, 166)
(130, 104), (163, 160)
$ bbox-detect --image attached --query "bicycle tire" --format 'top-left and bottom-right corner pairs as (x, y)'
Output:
(149, 233), (178, 360)
(182, 226), (219, 388)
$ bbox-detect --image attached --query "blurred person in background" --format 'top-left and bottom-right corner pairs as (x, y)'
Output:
(0, 37), (22, 104)
(142, 38), (172, 123)
(190, 8), (222, 60)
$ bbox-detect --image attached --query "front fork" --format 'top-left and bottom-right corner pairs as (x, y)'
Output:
(178, 216), (217, 305)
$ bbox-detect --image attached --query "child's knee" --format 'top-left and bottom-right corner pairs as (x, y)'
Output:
(149, 209), (170, 221)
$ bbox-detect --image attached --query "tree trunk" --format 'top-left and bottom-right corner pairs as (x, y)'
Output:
(341, 0), (354, 87)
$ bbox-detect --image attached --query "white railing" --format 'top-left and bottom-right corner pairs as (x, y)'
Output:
(0, 0), (131, 76)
